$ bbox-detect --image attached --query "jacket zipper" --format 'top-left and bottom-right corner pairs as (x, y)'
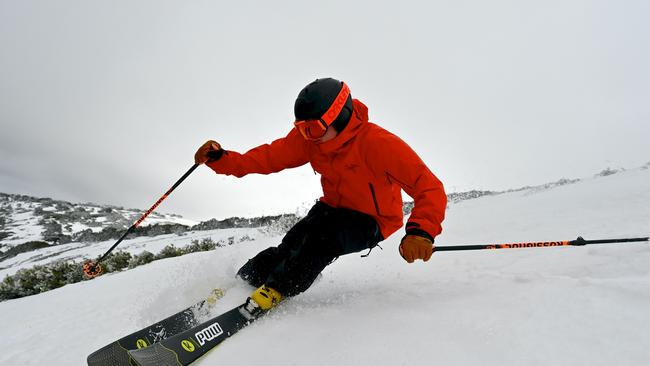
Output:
(331, 155), (342, 207)
(368, 183), (381, 216)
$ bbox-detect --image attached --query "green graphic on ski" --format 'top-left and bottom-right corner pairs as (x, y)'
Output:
(87, 289), (225, 366)
(128, 302), (261, 366)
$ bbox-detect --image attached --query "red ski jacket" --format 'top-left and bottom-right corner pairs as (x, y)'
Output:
(207, 99), (447, 240)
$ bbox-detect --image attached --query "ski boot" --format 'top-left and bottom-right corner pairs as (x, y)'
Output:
(240, 285), (283, 320)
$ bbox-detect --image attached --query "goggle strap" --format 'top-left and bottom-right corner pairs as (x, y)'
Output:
(321, 82), (350, 126)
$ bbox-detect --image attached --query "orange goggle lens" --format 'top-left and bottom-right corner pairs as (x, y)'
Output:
(294, 119), (328, 141)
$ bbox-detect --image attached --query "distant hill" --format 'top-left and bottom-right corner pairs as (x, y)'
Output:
(0, 193), (297, 251)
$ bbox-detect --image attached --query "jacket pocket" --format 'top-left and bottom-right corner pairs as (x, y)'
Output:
(368, 183), (381, 216)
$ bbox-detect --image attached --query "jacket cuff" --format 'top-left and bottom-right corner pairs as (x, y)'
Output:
(206, 149), (225, 162)
(405, 224), (435, 243)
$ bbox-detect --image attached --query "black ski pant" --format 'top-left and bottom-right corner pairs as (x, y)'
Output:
(237, 201), (383, 297)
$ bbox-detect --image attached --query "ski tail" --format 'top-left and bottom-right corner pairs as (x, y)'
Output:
(87, 341), (134, 366)
(127, 344), (180, 366)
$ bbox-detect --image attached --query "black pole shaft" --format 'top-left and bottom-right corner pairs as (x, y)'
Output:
(435, 236), (649, 252)
(95, 164), (199, 264)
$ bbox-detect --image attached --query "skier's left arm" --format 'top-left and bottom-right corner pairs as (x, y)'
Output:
(368, 131), (447, 244)
(203, 128), (309, 177)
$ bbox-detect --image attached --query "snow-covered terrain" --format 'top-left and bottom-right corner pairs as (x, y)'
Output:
(0, 167), (648, 365)
(0, 227), (260, 278)
(0, 193), (196, 248)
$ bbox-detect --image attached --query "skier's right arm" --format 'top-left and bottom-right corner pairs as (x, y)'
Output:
(201, 128), (310, 177)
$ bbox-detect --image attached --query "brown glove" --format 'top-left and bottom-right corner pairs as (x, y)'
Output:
(399, 234), (434, 263)
(194, 140), (223, 164)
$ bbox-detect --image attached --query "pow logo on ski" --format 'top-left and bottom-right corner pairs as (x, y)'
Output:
(194, 322), (223, 346)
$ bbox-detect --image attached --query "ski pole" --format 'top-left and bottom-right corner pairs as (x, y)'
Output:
(435, 236), (649, 252)
(83, 163), (200, 278)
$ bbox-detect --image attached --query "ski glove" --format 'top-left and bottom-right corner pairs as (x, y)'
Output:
(195, 140), (224, 164)
(399, 234), (434, 263)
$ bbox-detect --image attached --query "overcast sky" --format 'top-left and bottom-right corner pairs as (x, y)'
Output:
(1, 0), (649, 222)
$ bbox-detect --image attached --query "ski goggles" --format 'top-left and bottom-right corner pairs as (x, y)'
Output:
(294, 82), (350, 141)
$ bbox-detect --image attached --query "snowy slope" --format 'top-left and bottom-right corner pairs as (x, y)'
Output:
(0, 168), (649, 365)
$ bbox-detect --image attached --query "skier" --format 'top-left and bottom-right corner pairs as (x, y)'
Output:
(194, 78), (447, 316)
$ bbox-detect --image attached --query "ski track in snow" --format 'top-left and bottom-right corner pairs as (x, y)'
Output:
(0, 169), (649, 365)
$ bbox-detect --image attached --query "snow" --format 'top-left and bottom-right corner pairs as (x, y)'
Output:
(64, 222), (101, 235)
(138, 215), (198, 228)
(1, 209), (44, 246)
(0, 168), (649, 365)
(0, 227), (260, 278)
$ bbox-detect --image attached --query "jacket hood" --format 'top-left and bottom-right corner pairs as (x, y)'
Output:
(317, 99), (368, 154)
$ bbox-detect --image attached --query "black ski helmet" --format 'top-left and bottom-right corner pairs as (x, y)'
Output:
(294, 78), (354, 133)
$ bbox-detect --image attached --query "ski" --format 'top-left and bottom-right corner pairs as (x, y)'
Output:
(128, 301), (262, 366)
(87, 289), (225, 366)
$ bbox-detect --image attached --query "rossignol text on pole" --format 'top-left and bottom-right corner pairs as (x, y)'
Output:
(434, 236), (649, 252)
(82, 164), (199, 278)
